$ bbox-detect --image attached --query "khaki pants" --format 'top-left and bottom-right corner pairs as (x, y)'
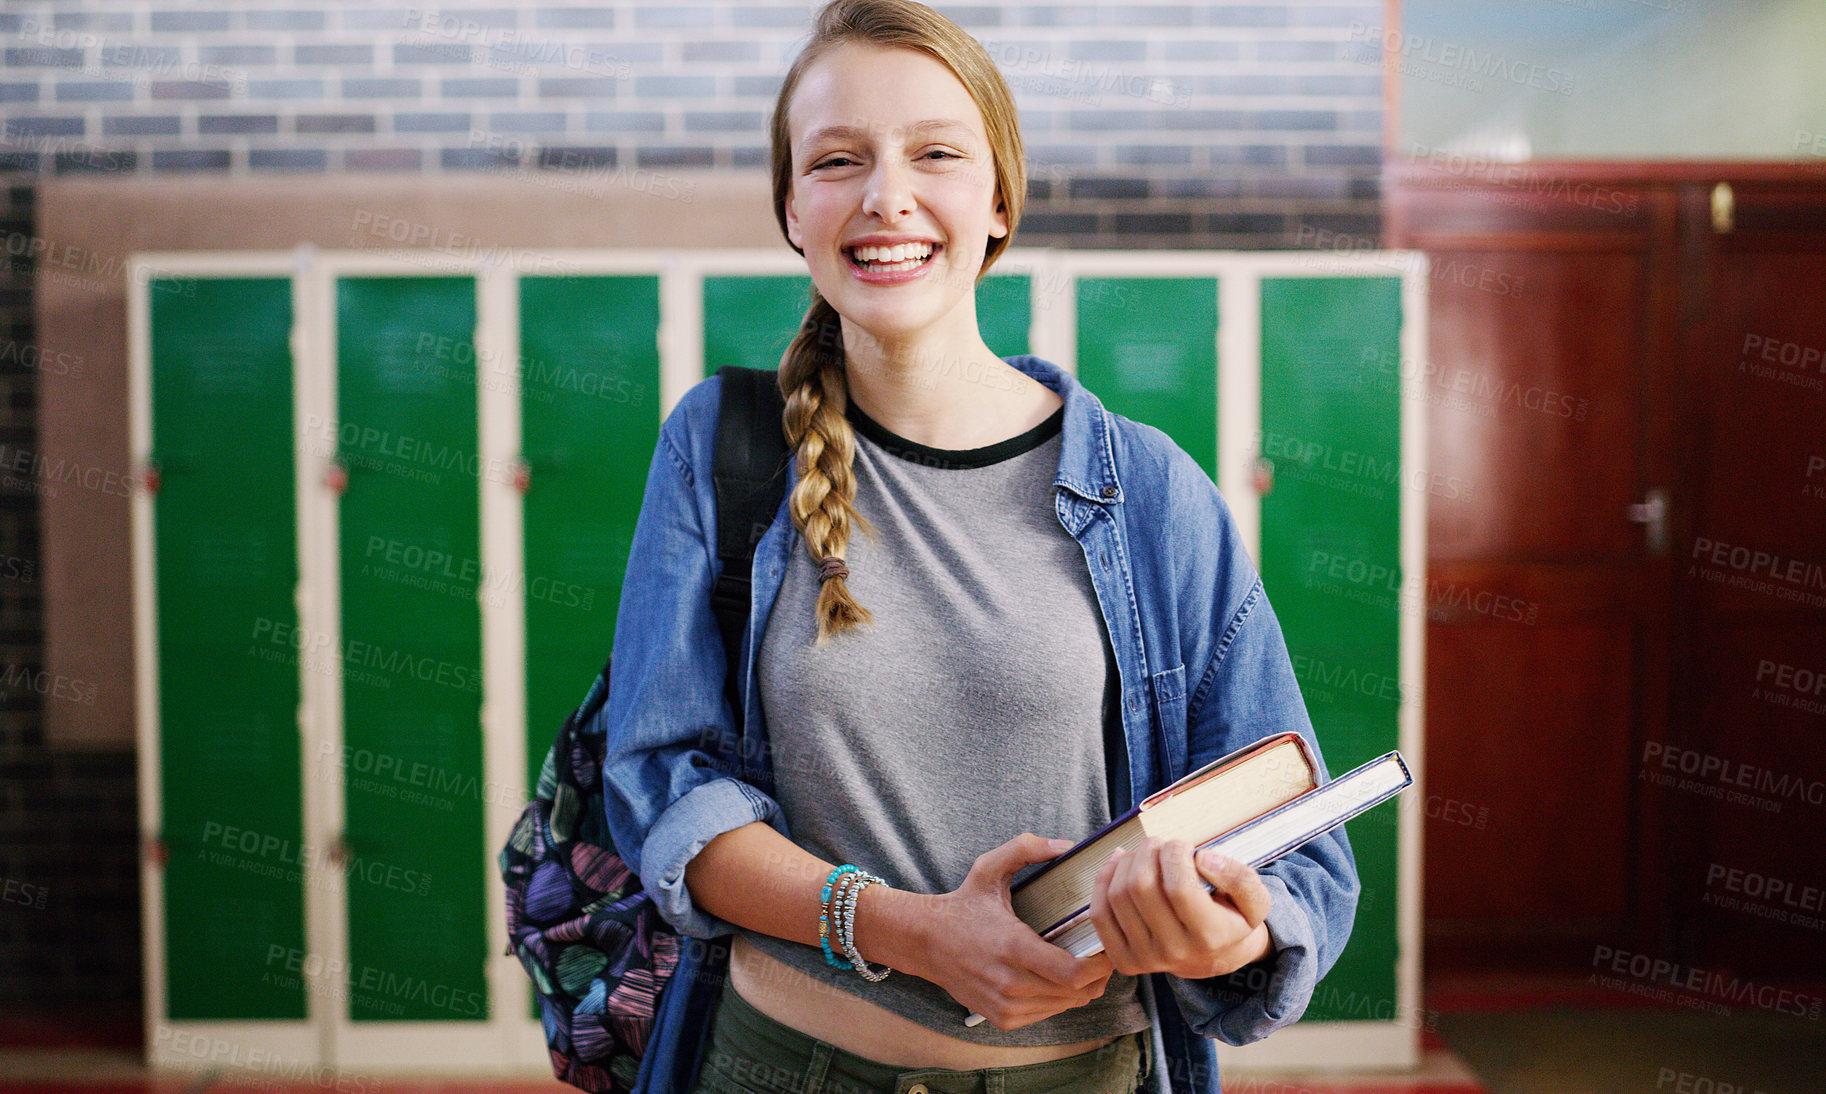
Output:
(689, 981), (1148, 1094)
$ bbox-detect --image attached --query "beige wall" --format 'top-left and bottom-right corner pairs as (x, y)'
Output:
(38, 171), (776, 748)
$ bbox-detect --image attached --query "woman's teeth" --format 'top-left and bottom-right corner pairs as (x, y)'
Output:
(849, 243), (935, 271)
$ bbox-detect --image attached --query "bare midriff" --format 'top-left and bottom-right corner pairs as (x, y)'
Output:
(728, 933), (1119, 1070)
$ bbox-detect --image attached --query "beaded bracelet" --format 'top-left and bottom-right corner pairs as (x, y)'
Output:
(818, 864), (859, 970)
(836, 871), (891, 983)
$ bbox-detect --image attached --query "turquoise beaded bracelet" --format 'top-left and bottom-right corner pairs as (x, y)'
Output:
(819, 864), (858, 970)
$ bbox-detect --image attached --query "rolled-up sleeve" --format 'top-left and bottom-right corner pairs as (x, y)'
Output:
(1169, 581), (1361, 1044)
(597, 381), (784, 940)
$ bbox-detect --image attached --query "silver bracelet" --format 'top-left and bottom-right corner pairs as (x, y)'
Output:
(838, 871), (891, 982)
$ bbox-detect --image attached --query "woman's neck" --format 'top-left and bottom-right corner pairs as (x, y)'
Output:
(838, 322), (1061, 451)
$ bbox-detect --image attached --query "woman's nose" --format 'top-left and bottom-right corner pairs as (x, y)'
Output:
(862, 158), (915, 222)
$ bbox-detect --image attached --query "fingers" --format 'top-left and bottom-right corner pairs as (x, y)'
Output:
(1091, 838), (1276, 978)
(1010, 926), (1112, 991)
(1088, 845), (1144, 975)
(1105, 845), (1160, 962)
(972, 832), (1075, 883)
(959, 937), (1112, 1029)
(1195, 846), (1273, 928)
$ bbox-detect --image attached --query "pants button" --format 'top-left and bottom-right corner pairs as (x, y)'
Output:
(905, 1085), (929, 1094)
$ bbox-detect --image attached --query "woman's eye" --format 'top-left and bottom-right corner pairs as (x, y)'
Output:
(923, 149), (958, 161)
(812, 156), (857, 169)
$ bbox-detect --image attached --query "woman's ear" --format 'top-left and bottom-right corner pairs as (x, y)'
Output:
(990, 194), (1009, 239)
(785, 188), (804, 251)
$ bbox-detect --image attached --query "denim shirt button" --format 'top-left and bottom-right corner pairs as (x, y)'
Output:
(1101, 484), (1118, 499)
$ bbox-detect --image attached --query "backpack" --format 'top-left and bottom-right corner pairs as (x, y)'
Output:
(499, 367), (789, 1092)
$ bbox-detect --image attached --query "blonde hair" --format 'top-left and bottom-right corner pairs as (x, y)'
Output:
(769, 0), (1026, 642)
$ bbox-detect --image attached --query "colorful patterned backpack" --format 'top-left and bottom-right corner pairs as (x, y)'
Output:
(499, 367), (789, 1092)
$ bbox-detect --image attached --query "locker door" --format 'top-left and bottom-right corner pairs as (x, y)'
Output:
(150, 276), (308, 1023)
(520, 275), (662, 793)
(333, 276), (488, 1035)
(703, 272), (1031, 376)
(1258, 275), (1404, 1021)
(978, 272), (1031, 358)
(1076, 277), (1219, 480)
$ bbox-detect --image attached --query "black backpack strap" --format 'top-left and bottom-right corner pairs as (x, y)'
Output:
(710, 366), (791, 731)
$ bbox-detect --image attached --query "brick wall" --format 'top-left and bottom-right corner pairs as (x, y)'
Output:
(0, 178), (140, 1013)
(0, 2), (1385, 247)
(0, 0), (1384, 1011)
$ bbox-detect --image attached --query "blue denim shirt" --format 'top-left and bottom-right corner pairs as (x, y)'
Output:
(601, 356), (1359, 1094)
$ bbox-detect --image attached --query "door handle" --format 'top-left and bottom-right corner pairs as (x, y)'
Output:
(1626, 487), (1668, 557)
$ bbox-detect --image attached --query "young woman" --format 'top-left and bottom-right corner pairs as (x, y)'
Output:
(601, 2), (1360, 1092)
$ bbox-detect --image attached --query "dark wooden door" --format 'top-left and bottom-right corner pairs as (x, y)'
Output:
(1387, 167), (1681, 969)
(1390, 165), (1826, 981)
(1669, 180), (1826, 981)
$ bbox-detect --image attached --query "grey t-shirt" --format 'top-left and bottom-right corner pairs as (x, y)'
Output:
(745, 397), (1151, 1044)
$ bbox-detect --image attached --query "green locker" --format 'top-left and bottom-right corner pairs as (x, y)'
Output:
(153, 277), (307, 1020)
(521, 275), (662, 792)
(704, 275), (812, 375)
(1258, 276), (1404, 1021)
(138, 254), (1418, 1069)
(979, 273), (1031, 358)
(703, 273), (1031, 377)
(335, 276), (487, 1021)
(1076, 277), (1219, 480)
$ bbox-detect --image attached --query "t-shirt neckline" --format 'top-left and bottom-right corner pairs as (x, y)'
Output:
(845, 397), (1064, 470)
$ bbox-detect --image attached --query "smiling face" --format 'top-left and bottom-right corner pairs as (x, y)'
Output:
(782, 42), (1009, 347)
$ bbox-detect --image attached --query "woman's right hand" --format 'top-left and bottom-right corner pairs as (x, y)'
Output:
(888, 832), (1114, 1030)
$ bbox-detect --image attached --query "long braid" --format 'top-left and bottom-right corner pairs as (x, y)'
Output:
(778, 292), (873, 643)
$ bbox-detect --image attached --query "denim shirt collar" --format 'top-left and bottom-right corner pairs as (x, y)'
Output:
(1004, 354), (1125, 507)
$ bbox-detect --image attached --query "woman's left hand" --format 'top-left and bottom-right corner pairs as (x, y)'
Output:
(1087, 837), (1274, 979)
